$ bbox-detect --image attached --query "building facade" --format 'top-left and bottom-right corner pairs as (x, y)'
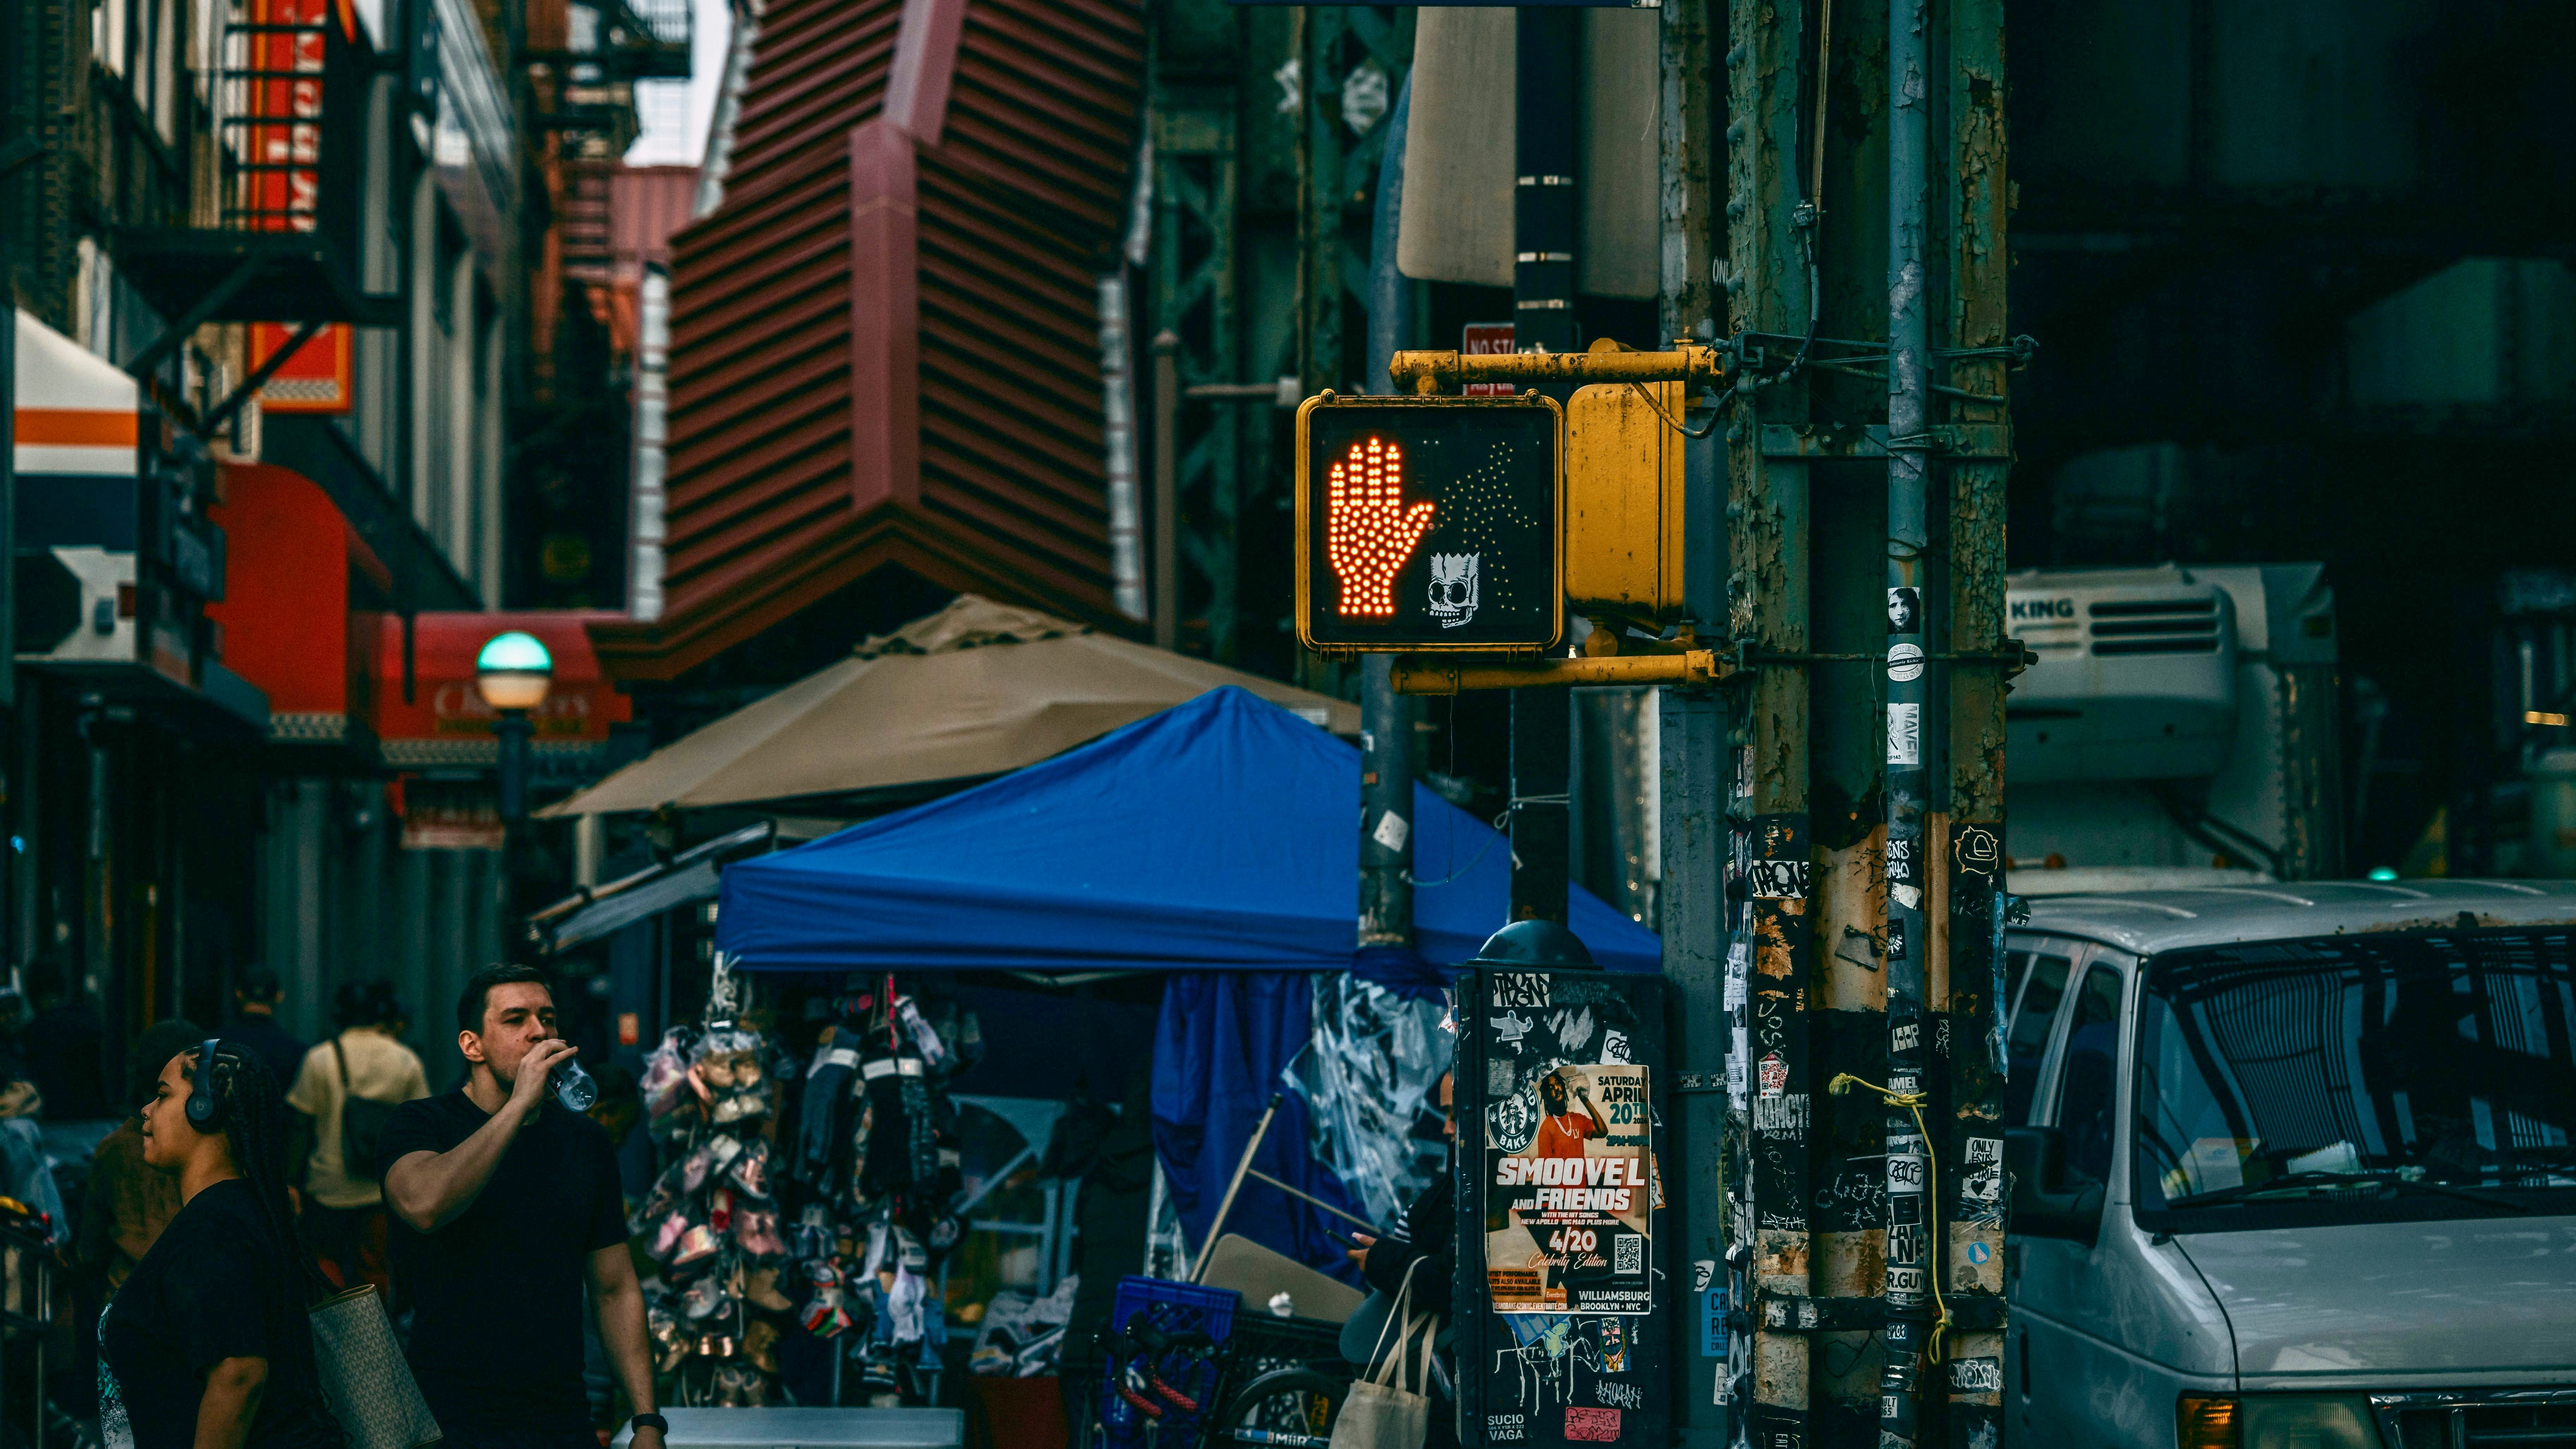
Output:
(2, 0), (679, 1081)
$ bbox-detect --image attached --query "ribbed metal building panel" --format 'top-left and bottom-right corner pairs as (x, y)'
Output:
(594, 0), (1137, 679)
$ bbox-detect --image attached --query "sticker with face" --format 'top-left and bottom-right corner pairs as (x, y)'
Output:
(1429, 552), (1480, 627)
(1887, 587), (1921, 633)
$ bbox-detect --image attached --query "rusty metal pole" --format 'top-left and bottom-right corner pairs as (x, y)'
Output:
(1723, 0), (1816, 1432)
(1941, 0), (2013, 1433)
(1655, 0), (1729, 1435)
(1152, 330), (1179, 651)
(1880, 0), (1937, 1434)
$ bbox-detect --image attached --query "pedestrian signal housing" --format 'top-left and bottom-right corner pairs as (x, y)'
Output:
(1295, 393), (1563, 655)
(1565, 380), (1690, 626)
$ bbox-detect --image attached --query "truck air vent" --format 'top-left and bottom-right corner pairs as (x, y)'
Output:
(2087, 597), (2221, 656)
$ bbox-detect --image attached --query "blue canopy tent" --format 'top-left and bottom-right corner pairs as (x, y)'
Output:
(714, 685), (1660, 1275)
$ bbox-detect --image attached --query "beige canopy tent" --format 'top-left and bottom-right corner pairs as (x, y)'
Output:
(541, 596), (1361, 817)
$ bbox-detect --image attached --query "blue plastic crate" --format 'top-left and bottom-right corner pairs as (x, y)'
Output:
(1096, 1277), (1241, 1449)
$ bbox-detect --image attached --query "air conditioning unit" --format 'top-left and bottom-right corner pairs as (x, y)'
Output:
(2006, 566), (2238, 783)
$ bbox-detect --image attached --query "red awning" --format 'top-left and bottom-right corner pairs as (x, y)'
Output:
(206, 461), (392, 746)
(372, 612), (633, 769)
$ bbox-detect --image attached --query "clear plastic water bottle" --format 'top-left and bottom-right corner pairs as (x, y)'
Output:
(552, 1058), (599, 1112)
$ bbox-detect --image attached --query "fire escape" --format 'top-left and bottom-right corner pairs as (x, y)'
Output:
(522, 0), (690, 367)
(114, 0), (388, 427)
(528, 0), (693, 253)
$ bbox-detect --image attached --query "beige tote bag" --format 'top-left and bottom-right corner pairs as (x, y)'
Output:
(1329, 1259), (1437, 1449)
(309, 1284), (443, 1449)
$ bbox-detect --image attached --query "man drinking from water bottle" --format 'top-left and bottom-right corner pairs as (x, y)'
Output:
(379, 965), (667, 1449)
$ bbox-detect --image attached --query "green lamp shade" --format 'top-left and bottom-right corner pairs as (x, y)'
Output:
(476, 631), (555, 711)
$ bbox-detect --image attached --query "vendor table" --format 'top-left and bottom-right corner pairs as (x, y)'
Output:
(609, 1407), (966, 1449)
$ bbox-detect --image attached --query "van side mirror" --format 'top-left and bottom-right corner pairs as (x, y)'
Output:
(2005, 1125), (2104, 1246)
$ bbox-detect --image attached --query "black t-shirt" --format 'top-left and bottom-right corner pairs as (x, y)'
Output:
(99, 1179), (343, 1449)
(378, 1091), (625, 1433)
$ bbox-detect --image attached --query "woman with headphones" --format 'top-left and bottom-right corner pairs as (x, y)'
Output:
(103, 1039), (346, 1449)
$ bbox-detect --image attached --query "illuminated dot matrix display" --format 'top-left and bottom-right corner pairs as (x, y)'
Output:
(1300, 399), (1558, 651)
(1325, 436), (1436, 617)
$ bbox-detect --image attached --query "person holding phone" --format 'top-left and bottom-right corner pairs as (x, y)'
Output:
(102, 1040), (345, 1449)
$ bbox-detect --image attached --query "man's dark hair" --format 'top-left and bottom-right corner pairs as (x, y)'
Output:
(236, 970), (283, 1006)
(456, 963), (553, 1036)
(334, 980), (402, 1029)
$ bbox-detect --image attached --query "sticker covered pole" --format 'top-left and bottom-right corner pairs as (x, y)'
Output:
(1722, 0), (1817, 1431)
(1941, 0), (2014, 1431)
(1880, 0), (1937, 1438)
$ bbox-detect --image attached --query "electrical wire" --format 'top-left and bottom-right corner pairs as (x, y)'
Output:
(1629, 379), (1734, 438)
(1828, 1072), (1954, 1365)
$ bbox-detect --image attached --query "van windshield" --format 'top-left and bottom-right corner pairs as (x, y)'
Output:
(2136, 928), (2576, 1225)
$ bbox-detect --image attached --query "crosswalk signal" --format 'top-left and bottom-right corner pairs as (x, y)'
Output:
(1295, 393), (1563, 655)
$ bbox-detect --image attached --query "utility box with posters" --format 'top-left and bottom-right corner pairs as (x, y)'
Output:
(1455, 967), (1668, 1447)
(1295, 393), (1563, 654)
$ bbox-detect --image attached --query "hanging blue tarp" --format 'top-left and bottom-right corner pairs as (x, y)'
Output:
(1151, 972), (1370, 1280)
(713, 685), (1661, 975)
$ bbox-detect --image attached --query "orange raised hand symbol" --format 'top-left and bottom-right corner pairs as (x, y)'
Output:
(1325, 436), (1435, 617)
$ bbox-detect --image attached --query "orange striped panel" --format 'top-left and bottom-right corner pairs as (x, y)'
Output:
(14, 409), (139, 447)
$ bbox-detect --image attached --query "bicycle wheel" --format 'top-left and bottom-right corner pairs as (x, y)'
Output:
(1214, 1366), (1349, 1448)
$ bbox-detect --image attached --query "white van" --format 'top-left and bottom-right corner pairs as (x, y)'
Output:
(2001, 880), (2576, 1448)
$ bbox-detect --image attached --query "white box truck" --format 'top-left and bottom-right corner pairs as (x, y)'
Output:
(2003, 563), (2343, 895)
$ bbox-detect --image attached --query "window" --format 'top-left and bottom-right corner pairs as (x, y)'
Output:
(2055, 965), (2124, 1183)
(2134, 929), (2576, 1223)
(2002, 950), (2071, 1125)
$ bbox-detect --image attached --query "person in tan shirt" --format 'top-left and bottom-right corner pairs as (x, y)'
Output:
(73, 1018), (206, 1294)
(285, 982), (430, 1293)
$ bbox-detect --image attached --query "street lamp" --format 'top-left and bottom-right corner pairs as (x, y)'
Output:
(476, 630), (553, 820)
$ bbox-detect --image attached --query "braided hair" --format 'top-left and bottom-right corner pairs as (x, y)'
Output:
(183, 1041), (336, 1304)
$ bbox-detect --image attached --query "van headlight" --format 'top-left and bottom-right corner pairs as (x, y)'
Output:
(2178, 1394), (2381, 1449)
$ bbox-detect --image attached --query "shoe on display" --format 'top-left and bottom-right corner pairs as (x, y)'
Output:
(801, 1296), (852, 1337)
(651, 1211), (694, 1261)
(709, 1186), (735, 1232)
(671, 1223), (723, 1271)
(744, 1265), (793, 1313)
(728, 1138), (772, 1199)
(636, 1171), (686, 1228)
(734, 1207), (787, 1259)
(744, 1319), (781, 1375)
(678, 1138), (720, 1192)
(857, 1349), (899, 1391)
(679, 1273), (730, 1320)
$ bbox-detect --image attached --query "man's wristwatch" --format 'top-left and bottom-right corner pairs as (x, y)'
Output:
(630, 1415), (670, 1437)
